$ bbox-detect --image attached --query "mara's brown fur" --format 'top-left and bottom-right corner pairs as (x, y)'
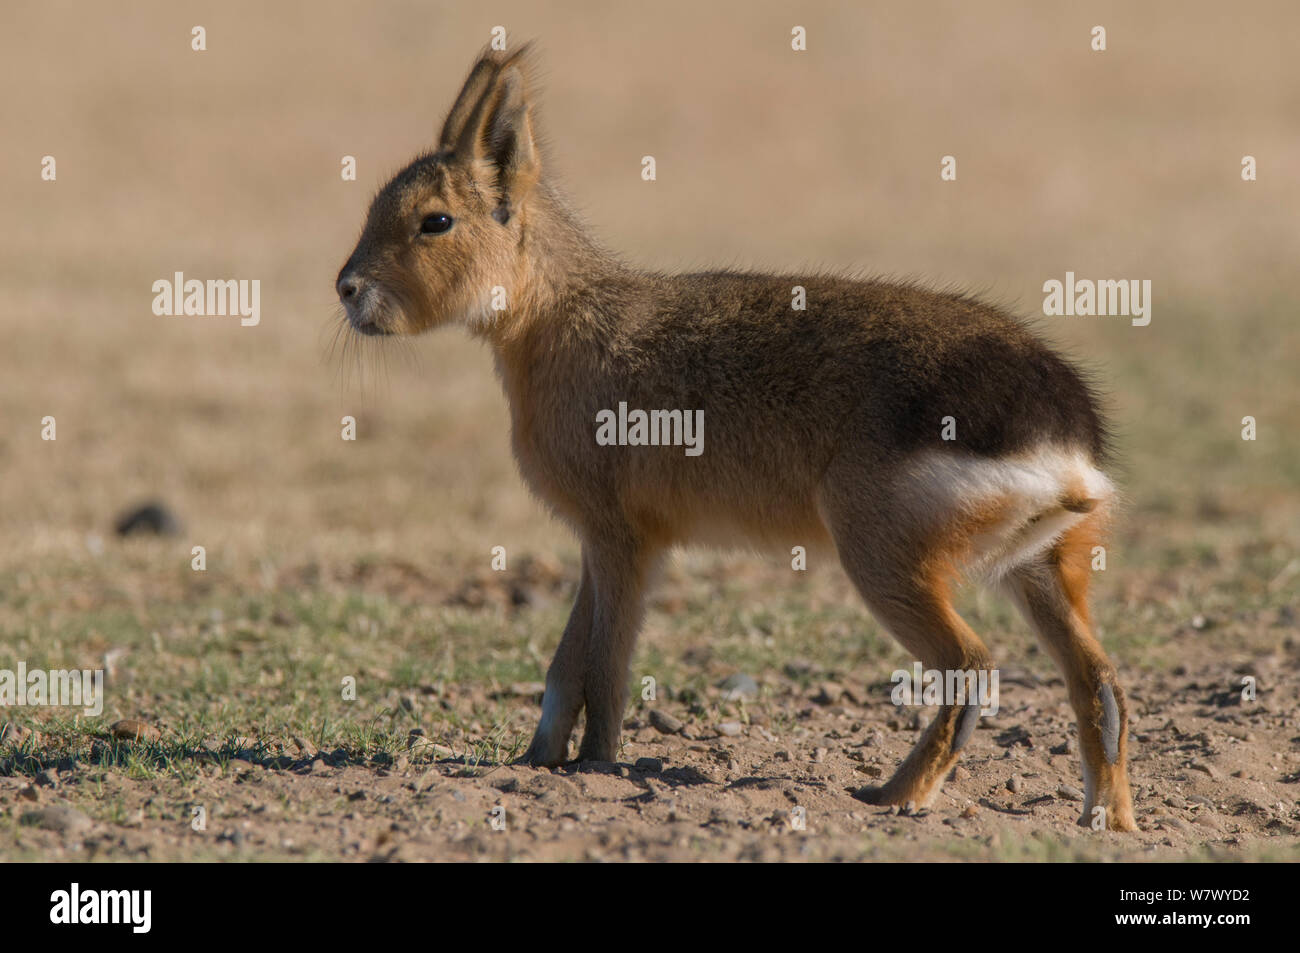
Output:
(336, 45), (1137, 830)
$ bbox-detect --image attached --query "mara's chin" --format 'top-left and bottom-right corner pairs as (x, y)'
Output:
(344, 304), (400, 336)
(350, 320), (393, 337)
(347, 303), (445, 337)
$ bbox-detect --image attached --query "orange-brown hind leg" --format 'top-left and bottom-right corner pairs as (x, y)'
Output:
(848, 576), (995, 808)
(821, 488), (997, 808)
(1004, 521), (1137, 831)
(820, 469), (998, 809)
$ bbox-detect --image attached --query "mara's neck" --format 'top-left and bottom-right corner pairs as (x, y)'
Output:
(474, 181), (636, 356)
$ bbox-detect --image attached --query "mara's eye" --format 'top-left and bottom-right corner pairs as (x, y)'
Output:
(419, 213), (454, 235)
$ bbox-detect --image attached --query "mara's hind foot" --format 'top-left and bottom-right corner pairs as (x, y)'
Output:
(854, 702), (983, 808)
(1077, 681), (1138, 831)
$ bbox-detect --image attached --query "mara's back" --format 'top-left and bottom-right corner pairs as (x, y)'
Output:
(628, 271), (1106, 463)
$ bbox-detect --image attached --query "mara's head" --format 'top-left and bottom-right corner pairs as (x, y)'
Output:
(336, 46), (543, 338)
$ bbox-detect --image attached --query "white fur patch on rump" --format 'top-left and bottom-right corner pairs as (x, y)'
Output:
(900, 446), (1115, 579)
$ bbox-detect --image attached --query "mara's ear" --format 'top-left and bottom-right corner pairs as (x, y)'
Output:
(478, 66), (541, 222)
(437, 55), (500, 152)
(444, 51), (541, 222)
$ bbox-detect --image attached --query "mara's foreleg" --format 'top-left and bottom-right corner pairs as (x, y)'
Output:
(521, 553), (593, 766)
(521, 533), (658, 766)
(575, 535), (659, 762)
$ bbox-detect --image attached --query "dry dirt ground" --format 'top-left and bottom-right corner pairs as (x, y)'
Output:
(2, 551), (1298, 861)
(1, 1), (1298, 862)
(5, 653), (1299, 862)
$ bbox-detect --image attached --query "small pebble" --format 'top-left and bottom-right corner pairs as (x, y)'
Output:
(649, 710), (684, 735)
(718, 674), (759, 701)
(21, 804), (93, 837)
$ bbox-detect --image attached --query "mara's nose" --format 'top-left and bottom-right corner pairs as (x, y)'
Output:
(336, 273), (362, 302)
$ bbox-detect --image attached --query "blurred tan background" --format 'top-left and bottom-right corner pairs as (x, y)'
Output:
(2, 0), (1296, 587)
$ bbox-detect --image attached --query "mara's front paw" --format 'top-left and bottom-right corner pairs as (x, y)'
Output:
(575, 735), (619, 765)
(517, 729), (570, 768)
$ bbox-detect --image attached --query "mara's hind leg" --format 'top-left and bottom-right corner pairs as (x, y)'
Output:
(1005, 523), (1137, 831)
(823, 481), (995, 807)
(819, 456), (1002, 810)
(847, 573), (995, 808)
